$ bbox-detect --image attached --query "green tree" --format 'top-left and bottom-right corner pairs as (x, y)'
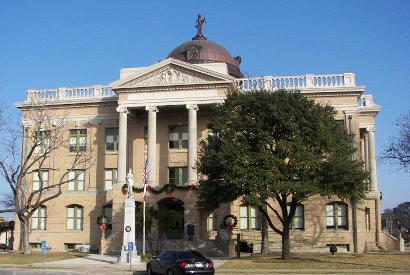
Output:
(197, 90), (368, 260)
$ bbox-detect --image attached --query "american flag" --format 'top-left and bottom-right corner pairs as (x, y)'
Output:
(143, 156), (150, 201)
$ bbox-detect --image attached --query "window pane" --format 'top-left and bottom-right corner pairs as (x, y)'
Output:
(295, 206), (303, 216)
(67, 208), (74, 218)
(68, 181), (75, 191)
(77, 180), (84, 191)
(42, 171), (49, 181)
(294, 217), (303, 229)
(67, 218), (74, 230)
(181, 167), (188, 185)
(326, 205), (334, 216)
(40, 217), (46, 229)
(33, 181), (39, 191)
(77, 171), (85, 180)
(169, 133), (179, 141)
(240, 206), (248, 217)
(79, 137), (86, 146)
(32, 217), (38, 229)
(106, 135), (114, 143)
(182, 132), (188, 140)
(250, 207), (257, 218)
(327, 216), (335, 226)
(69, 137), (77, 146)
(240, 218), (248, 229)
(76, 218), (82, 230)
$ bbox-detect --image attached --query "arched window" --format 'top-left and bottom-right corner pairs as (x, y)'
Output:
(287, 204), (304, 230)
(326, 202), (348, 230)
(207, 212), (216, 231)
(31, 206), (47, 230)
(66, 204), (84, 230)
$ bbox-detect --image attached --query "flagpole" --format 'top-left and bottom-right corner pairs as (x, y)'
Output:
(143, 200), (146, 255)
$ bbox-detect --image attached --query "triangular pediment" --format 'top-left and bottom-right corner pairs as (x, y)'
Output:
(110, 58), (234, 90)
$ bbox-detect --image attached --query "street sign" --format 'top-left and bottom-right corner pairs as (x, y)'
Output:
(127, 242), (133, 251)
(125, 226), (131, 232)
(41, 241), (47, 255)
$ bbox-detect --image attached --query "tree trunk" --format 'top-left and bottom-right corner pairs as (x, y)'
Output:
(260, 204), (269, 254)
(281, 226), (290, 260)
(20, 217), (31, 254)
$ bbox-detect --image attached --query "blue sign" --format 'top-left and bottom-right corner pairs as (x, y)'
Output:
(41, 240), (47, 254)
(127, 242), (133, 251)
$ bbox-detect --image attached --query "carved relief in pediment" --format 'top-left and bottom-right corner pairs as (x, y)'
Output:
(119, 65), (221, 88)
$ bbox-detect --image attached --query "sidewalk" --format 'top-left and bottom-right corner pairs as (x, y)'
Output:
(0, 254), (227, 274)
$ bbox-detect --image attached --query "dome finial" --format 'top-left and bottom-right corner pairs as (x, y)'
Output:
(193, 14), (207, 40)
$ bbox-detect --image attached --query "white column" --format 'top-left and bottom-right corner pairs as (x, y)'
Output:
(187, 104), (198, 185)
(146, 106), (158, 185)
(116, 106), (128, 188)
(368, 127), (378, 191)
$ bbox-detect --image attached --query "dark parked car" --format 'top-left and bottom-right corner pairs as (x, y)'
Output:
(147, 250), (215, 275)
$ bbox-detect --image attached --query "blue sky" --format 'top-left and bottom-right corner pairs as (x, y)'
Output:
(0, 0), (409, 210)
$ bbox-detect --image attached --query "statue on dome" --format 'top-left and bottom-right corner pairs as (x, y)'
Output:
(193, 14), (207, 40)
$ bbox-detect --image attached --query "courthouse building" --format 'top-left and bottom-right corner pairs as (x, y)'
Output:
(14, 24), (398, 254)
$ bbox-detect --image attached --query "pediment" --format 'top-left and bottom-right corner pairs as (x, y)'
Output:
(110, 58), (234, 90)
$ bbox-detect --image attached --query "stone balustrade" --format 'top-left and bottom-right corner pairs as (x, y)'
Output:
(235, 73), (356, 91)
(359, 95), (373, 107)
(26, 85), (115, 102)
(24, 73), (361, 103)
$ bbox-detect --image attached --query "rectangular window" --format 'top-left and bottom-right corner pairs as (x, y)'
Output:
(365, 207), (371, 231)
(67, 205), (83, 230)
(287, 205), (304, 230)
(168, 125), (188, 150)
(68, 170), (85, 191)
(34, 130), (50, 154)
(104, 169), (117, 191)
(33, 170), (49, 191)
(31, 206), (47, 230)
(168, 167), (188, 186)
(240, 206), (260, 230)
(326, 203), (348, 229)
(105, 127), (118, 151)
(69, 129), (87, 152)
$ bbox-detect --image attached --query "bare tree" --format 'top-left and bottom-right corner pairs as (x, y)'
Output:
(0, 101), (93, 254)
(383, 111), (410, 172)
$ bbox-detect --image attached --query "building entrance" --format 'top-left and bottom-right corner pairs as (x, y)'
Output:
(158, 198), (184, 239)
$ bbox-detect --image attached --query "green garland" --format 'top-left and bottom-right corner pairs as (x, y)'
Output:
(126, 183), (197, 195)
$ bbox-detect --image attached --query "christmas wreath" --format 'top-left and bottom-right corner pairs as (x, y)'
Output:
(223, 215), (238, 233)
(97, 214), (112, 232)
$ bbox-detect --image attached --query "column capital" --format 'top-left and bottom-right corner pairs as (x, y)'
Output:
(145, 106), (158, 112)
(186, 104), (199, 111)
(367, 126), (376, 132)
(116, 106), (128, 113)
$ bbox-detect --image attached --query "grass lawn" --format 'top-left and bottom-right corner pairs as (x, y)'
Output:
(220, 251), (410, 271)
(0, 251), (87, 265)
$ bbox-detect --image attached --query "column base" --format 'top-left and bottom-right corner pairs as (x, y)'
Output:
(119, 250), (141, 264)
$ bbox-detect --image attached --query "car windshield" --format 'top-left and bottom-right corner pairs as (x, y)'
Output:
(176, 251), (205, 261)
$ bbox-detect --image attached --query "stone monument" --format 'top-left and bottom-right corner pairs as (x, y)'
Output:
(119, 169), (141, 263)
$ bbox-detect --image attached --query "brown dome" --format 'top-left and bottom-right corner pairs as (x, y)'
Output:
(168, 39), (243, 78)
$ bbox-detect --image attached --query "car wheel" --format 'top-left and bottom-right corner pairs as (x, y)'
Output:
(147, 265), (154, 275)
(167, 269), (174, 275)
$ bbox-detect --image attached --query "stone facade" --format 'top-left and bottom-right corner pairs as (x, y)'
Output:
(14, 56), (397, 254)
